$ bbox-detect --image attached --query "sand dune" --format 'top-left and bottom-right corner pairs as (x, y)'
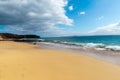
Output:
(0, 41), (120, 80)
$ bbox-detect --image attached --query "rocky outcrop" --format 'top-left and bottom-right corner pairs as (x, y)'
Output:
(0, 33), (40, 41)
(0, 36), (3, 40)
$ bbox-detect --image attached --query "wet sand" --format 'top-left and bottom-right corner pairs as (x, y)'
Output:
(0, 41), (120, 80)
(38, 42), (120, 65)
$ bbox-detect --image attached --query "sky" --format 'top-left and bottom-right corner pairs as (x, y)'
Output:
(0, 0), (120, 37)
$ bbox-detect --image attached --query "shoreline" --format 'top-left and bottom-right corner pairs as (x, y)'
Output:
(37, 42), (120, 65)
(0, 41), (120, 80)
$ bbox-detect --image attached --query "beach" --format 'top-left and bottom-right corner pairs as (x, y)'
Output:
(38, 42), (120, 65)
(0, 41), (120, 80)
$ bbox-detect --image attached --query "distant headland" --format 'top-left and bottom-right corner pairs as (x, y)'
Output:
(0, 33), (40, 41)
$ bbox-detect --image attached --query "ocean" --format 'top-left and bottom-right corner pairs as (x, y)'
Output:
(42, 35), (120, 51)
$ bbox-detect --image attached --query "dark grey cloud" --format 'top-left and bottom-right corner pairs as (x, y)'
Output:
(0, 0), (73, 36)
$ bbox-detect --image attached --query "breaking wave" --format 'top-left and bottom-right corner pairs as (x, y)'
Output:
(42, 39), (120, 51)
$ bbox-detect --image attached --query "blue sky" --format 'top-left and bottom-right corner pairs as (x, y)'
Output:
(64, 0), (120, 35)
(0, 0), (120, 36)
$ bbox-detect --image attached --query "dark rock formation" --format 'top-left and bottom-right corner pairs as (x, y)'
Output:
(0, 33), (40, 41)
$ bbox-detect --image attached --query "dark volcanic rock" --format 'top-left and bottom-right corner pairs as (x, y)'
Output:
(0, 33), (40, 41)
(22, 35), (40, 38)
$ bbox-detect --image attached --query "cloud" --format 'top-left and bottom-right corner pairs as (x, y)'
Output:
(89, 22), (120, 35)
(79, 11), (86, 15)
(68, 5), (73, 11)
(0, 0), (73, 36)
(96, 16), (104, 20)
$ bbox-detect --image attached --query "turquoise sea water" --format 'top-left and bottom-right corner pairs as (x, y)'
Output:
(42, 35), (120, 51)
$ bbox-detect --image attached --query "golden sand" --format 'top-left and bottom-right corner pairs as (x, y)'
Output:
(0, 41), (120, 80)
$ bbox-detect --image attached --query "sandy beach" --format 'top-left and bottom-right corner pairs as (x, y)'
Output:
(0, 41), (120, 80)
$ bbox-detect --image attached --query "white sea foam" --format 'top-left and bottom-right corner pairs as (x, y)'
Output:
(41, 40), (120, 51)
(84, 43), (105, 48)
(106, 46), (120, 51)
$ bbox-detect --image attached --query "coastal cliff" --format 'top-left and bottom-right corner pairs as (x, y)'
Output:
(0, 33), (40, 41)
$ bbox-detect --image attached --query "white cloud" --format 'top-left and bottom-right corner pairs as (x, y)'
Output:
(79, 11), (86, 15)
(89, 22), (120, 35)
(96, 16), (104, 20)
(28, 12), (38, 17)
(0, 0), (73, 36)
(68, 5), (73, 11)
